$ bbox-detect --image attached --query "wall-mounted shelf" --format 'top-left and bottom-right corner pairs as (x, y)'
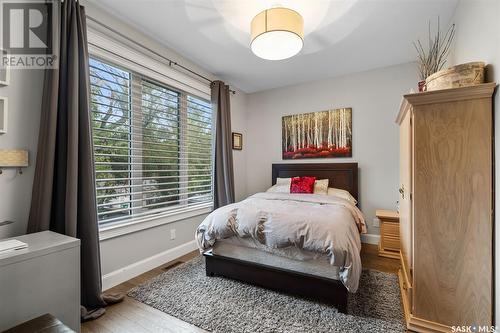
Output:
(0, 50), (10, 86)
(0, 149), (28, 174)
(0, 97), (7, 134)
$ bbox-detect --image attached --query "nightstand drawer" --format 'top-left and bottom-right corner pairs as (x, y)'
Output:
(376, 210), (400, 259)
(382, 235), (400, 251)
(381, 221), (399, 238)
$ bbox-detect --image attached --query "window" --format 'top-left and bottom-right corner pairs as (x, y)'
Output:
(90, 57), (213, 226)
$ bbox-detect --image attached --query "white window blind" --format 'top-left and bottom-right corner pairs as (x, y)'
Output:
(90, 57), (214, 226)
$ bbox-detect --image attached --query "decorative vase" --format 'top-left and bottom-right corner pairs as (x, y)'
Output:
(418, 80), (426, 92)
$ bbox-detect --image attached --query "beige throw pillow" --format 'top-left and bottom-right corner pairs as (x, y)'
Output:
(313, 179), (329, 195)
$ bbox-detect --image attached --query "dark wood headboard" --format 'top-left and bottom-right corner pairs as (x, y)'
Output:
(271, 163), (359, 203)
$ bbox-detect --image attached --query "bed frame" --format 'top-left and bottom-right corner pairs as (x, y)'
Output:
(204, 163), (359, 313)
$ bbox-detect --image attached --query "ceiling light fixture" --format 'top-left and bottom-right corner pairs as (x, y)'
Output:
(250, 7), (304, 60)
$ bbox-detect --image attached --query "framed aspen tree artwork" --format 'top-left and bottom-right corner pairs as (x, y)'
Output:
(282, 108), (352, 159)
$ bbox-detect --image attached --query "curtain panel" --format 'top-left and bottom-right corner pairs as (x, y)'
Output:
(211, 81), (235, 208)
(27, 0), (106, 313)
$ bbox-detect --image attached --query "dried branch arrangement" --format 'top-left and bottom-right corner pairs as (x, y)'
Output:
(414, 18), (455, 81)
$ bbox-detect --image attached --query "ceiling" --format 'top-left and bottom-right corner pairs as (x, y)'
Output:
(88, 0), (459, 93)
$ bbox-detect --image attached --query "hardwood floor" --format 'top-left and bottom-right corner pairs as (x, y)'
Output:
(81, 251), (205, 333)
(361, 243), (400, 274)
(82, 243), (400, 333)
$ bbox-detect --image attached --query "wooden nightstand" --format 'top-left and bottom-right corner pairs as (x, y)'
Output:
(376, 210), (400, 259)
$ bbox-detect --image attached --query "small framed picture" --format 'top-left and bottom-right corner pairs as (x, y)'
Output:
(232, 132), (242, 150)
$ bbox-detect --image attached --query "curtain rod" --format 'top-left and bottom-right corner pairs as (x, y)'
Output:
(86, 15), (235, 95)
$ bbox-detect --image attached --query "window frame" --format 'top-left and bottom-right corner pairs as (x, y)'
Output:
(88, 28), (214, 240)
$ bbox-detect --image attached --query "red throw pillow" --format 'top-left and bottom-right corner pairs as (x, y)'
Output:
(290, 176), (316, 194)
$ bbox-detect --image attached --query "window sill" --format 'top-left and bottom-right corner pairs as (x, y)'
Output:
(99, 204), (213, 241)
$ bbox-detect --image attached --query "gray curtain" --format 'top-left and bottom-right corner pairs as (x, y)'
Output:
(27, 0), (106, 312)
(211, 81), (235, 208)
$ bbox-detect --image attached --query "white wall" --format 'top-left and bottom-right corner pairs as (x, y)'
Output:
(0, 69), (44, 239)
(450, 0), (500, 322)
(245, 62), (417, 236)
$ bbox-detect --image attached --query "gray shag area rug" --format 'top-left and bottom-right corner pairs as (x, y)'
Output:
(128, 256), (405, 333)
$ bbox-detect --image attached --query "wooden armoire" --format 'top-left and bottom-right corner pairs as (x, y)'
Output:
(396, 82), (496, 332)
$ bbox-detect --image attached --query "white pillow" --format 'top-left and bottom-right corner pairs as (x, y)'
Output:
(327, 187), (357, 205)
(276, 178), (291, 185)
(269, 178), (329, 195)
(266, 184), (289, 193)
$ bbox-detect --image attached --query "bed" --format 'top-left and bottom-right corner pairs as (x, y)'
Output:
(196, 163), (363, 313)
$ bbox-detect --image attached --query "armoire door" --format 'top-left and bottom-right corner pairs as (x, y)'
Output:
(399, 109), (413, 287)
(412, 95), (492, 326)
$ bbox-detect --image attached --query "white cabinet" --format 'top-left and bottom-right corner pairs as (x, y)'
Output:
(0, 231), (80, 332)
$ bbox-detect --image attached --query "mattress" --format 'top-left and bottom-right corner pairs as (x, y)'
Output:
(212, 237), (340, 280)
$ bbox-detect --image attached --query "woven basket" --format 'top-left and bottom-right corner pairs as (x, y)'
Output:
(425, 61), (485, 91)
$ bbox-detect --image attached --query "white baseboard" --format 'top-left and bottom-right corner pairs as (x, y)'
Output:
(361, 233), (381, 245)
(101, 240), (198, 291)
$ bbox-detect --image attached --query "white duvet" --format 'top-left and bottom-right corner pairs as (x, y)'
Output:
(196, 192), (366, 292)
